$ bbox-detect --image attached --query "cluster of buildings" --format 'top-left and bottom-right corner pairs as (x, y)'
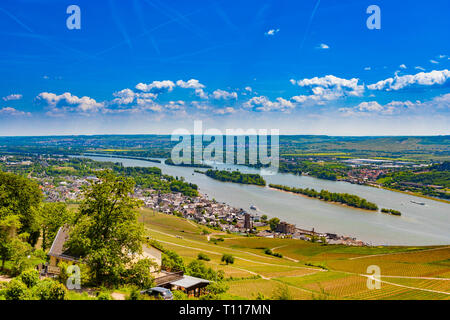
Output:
(36, 176), (99, 202)
(135, 188), (367, 246)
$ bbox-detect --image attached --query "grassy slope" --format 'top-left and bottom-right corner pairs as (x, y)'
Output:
(140, 208), (450, 300)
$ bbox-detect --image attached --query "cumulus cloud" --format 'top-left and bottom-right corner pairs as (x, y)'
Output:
(215, 107), (236, 115)
(135, 80), (176, 94)
(367, 69), (450, 91)
(244, 96), (294, 112)
(176, 79), (207, 99)
(0, 107), (30, 116)
(364, 67), (371, 71)
(3, 94), (23, 101)
(291, 75), (365, 99)
(212, 89), (237, 100)
(37, 92), (104, 114)
(399, 64), (407, 69)
(264, 28), (280, 36)
(112, 89), (157, 106)
(317, 43), (330, 50)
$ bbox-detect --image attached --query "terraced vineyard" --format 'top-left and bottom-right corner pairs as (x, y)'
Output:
(141, 209), (450, 300)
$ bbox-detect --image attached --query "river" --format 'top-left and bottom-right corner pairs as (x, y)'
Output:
(79, 155), (450, 246)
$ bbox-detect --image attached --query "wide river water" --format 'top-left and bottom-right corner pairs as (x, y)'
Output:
(80, 155), (450, 246)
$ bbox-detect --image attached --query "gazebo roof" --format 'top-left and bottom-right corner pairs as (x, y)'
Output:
(170, 275), (210, 289)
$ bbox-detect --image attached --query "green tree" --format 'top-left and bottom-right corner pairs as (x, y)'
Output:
(0, 171), (42, 246)
(126, 258), (156, 289)
(65, 171), (145, 287)
(268, 218), (280, 231)
(221, 254), (234, 265)
(39, 202), (72, 251)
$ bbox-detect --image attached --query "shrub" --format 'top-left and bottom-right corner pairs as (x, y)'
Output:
(197, 253), (210, 261)
(18, 269), (40, 288)
(126, 258), (155, 289)
(4, 279), (30, 300)
(97, 292), (112, 300)
(127, 287), (142, 300)
(172, 290), (189, 300)
(271, 284), (293, 300)
(221, 254), (234, 265)
(33, 278), (67, 300)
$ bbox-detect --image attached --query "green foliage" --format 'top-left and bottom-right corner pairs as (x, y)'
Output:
(381, 208), (402, 216)
(205, 170), (266, 186)
(271, 284), (293, 300)
(221, 254), (234, 265)
(127, 287), (142, 300)
(4, 278), (31, 300)
(97, 291), (112, 300)
(270, 184), (379, 210)
(186, 260), (224, 281)
(125, 258), (156, 289)
(197, 253), (211, 261)
(33, 278), (67, 300)
(18, 269), (40, 288)
(0, 171), (43, 246)
(8, 241), (45, 276)
(39, 202), (73, 251)
(161, 250), (185, 272)
(58, 262), (91, 287)
(65, 170), (145, 287)
(263, 248), (283, 258)
(268, 217), (280, 231)
(172, 290), (189, 300)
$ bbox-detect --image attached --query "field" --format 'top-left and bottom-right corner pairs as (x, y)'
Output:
(140, 208), (450, 300)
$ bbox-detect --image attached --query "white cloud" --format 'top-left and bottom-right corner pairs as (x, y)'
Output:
(37, 92), (104, 114)
(244, 96), (294, 112)
(291, 75), (365, 98)
(176, 79), (207, 99)
(430, 59), (439, 64)
(399, 64), (407, 69)
(264, 28), (280, 36)
(367, 69), (450, 91)
(245, 86), (252, 92)
(0, 107), (30, 116)
(215, 107), (236, 115)
(135, 80), (176, 94)
(3, 94), (22, 101)
(212, 89), (237, 100)
(364, 67), (371, 71)
(415, 66), (425, 71)
(317, 43), (330, 50)
(112, 89), (157, 105)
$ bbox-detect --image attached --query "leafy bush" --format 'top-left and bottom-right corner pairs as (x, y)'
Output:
(221, 254), (234, 265)
(33, 278), (67, 300)
(97, 291), (112, 300)
(4, 279), (30, 300)
(18, 269), (40, 288)
(197, 253), (210, 261)
(125, 258), (155, 289)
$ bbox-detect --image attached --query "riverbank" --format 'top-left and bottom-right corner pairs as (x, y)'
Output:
(268, 186), (380, 213)
(377, 186), (450, 205)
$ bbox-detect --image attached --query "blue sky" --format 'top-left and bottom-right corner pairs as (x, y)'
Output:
(0, 0), (449, 136)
